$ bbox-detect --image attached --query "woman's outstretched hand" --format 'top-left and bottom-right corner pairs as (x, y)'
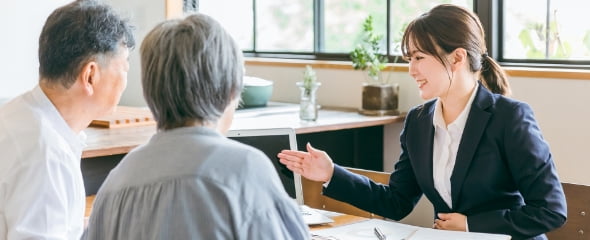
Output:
(278, 143), (334, 183)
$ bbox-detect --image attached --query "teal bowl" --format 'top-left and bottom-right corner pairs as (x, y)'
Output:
(240, 77), (273, 108)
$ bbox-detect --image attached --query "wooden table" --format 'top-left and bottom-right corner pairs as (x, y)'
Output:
(309, 214), (367, 231)
(85, 195), (95, 217)
(83, 104), (404, 158)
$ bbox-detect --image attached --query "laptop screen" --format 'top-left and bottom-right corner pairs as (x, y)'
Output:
(227, 128), (303, 203)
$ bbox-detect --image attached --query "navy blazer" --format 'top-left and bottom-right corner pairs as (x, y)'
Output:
(324, 84), (567, 240)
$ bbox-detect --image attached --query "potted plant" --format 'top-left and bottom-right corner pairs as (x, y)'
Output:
(350, 15), (399, 116)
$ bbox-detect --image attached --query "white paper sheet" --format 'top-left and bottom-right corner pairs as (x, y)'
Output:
(311, 219), (511, 240)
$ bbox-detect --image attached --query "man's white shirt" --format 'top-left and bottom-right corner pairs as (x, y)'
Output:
(0, 86), (86, 240)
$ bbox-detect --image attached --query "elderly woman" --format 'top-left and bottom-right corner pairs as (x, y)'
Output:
(84, 14), (309, 240)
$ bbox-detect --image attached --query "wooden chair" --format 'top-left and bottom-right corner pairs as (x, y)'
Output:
(546, 183), (590, 240)
(302, 167), (391, 219)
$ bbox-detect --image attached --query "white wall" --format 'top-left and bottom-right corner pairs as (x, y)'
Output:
(0, 0), (163, 106)
(0, 0), (70, 99)
(509, 77), (590, 185)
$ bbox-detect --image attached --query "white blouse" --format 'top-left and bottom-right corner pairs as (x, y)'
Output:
(432, 83), (478, 209)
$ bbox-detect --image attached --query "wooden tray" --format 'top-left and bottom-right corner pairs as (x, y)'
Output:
(90, 106), (155, 128)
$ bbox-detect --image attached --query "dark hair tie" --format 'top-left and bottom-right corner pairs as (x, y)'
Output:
(481, 53), (489, 65)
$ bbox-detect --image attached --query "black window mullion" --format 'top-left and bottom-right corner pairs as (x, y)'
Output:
(496, 0), (503, 62)
(313, 0), (325, 53)
(252, 0), (257, 52)
(475, 0), (499, 60)
(386, 0), (391, 60)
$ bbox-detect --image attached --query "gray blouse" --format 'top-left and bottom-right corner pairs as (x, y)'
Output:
(84, 127), (309, 240)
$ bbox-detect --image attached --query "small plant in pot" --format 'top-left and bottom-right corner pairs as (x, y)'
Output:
(296, 65), (321, 121)
(350, 15), (399, 116)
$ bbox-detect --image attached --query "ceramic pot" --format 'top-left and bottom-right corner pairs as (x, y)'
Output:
(359, 83), (400, 116)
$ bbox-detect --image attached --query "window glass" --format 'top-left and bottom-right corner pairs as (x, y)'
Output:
(389, 0), (473, 55)
(201, 0), (589, 66)
(323, 0), (387, 53)
(503, 0), (547, 60)
(256, 0), (314, 52)
(199, 0), (254, 51)
(503, 0), (590, 61)
(552, 0), (590, 61)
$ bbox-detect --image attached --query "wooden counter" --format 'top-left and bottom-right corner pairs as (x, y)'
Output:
(82, 104), (404, 159)
(309, 214), (368, 231)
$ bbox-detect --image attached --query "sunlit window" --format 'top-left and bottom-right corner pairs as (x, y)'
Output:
(197, 0), (587, 67)
(323, 0), (387, 53)
(200, 0), (471, 56)
(256, 0), (314, 52)
(503, 0), (590, 61)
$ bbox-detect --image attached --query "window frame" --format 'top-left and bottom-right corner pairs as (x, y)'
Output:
(486, 0), (590, 69)
(244, 0), (396, 62)
(193, 0), (589, 69)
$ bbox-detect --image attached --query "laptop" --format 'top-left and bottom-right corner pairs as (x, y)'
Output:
(227, 128), (334, 225)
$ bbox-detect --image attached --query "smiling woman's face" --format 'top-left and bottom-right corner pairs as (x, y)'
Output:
(406, 40), (452, 100)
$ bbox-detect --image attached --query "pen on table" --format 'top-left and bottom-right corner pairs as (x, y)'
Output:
(374, 227), (387, 240)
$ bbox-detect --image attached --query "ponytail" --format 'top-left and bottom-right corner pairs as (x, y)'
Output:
(480, 54), (511, 96)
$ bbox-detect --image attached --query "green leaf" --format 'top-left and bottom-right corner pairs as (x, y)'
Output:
(349, 15), (387, 84)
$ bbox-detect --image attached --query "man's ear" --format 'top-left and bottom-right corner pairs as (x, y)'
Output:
(450, 48), (468, 72)
(78, 61), (99, 96)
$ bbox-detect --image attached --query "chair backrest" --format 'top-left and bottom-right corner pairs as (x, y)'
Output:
(302, 167), (391, 219)
(546, 182), (590, 240)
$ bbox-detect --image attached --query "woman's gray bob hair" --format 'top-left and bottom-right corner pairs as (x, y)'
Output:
(140, 13), (244, 130)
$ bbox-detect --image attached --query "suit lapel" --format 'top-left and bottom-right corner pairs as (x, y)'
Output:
(411, 103), (451, 212)
(450, 85), (493, 208)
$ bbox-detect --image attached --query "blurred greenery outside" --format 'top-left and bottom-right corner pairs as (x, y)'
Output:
(504, 0), (590, 61)
(200, 0), (590, 62)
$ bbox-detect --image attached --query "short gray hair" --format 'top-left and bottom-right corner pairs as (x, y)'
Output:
(141, 13), (243, 130)
(39, 0), (135, 88)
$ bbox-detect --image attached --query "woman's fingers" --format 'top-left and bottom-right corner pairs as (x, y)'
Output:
(278, 145), (333, 182)
(278, 152), (309, 171)
(278, 152), (300, 162)
(283, 161), (303, 175)
(280, 149), (309, 158)
(433, 219), (442, 229)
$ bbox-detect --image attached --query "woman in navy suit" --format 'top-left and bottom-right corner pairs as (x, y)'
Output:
(279, 4), (566, 240)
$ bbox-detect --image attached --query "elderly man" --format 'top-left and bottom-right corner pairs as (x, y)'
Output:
(0, 0), (134, 239)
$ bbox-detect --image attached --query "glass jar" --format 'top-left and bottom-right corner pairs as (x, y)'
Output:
(296, 81), (321, 121)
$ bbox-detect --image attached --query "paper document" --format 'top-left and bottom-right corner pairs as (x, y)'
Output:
(311, 219), (511, 240)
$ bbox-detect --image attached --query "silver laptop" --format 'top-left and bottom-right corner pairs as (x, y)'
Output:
(227, 128), (334, 225)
